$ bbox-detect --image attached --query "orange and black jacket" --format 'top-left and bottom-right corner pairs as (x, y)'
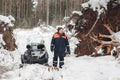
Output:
(51, 32), (70, 56)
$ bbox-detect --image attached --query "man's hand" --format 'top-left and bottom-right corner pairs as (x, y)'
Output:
(51, 48), (54, 52)
(50, 44), (54, 52)
(66, 45), (70, 54)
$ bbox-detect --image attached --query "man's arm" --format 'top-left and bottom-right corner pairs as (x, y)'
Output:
(65, 37), (70, 54)
(50, 36), (55, 52)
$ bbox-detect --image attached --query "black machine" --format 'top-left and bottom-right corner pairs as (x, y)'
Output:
(21, 43), (48, 64)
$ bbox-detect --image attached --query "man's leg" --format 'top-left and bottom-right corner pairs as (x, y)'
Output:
(59, 56), (64, 68)
(53, 56), (58, 67)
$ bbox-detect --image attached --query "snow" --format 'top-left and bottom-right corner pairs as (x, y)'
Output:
(63, 16), (70, 22)
(56, 25), (65, 29)
(82, 0), (110, 16)
(0, 1), (120, 78)
(1, 55), (120, 80)
(69, 37), (79, 53)
(0, 34), (5, 47)
(14, 26), (55, 55)
(72, 11), (82, 16)
(63, 56), (120, 80)
(32, 0), (38, 8)
(8, 15), (15, 22)
(82, 0), (110, 10)
(0, 26), (120, 80)
(32, 0), (38, 12)
(113, 31), (120, 43)
(0, 0), (120, 79)
(69, 20), (75, 26)
(0, 15), (15, 27)
(0, 49), (20, 69)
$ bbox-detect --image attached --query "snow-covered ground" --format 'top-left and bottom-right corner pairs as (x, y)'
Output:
(1, 0), (120, 79)
(1, 55), (120, 80)
(0, 26), (120, 80)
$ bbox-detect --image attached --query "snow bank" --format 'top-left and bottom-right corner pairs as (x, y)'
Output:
(63, 56), (120, 80)
(2, 64), (64, 80)
(0, 49), (21, 69)
(0, 15), (15, 27)
(2, 56), (120, 80)
(0, 33), (20, 69)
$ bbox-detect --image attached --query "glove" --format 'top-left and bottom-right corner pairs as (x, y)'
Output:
(51, 48), (54, 52)
(51, 45), (54, 52)
(66, 46), (70, 54)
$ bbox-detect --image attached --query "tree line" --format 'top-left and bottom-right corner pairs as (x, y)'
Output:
(0, 0), (88, 28)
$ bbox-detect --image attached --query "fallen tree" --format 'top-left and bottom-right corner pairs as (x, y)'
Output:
(66, 0), (120, 56)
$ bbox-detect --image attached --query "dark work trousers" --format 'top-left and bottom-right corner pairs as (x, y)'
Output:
(53, 56), (64, 68)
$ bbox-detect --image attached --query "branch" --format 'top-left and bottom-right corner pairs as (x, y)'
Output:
(103, 24), (115, 34)
(85, 17), (99, 37)
(91, 36), (119, 45)
(99, 33), (115, 41)
(95, 45), (103, 51)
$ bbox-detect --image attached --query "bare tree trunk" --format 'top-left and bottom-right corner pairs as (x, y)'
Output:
(9, 0), (12, 15)
(60, 0), (62, 25)
(2, 0), (4, 15)
(66, 0), (68, 16)
(46, 0), (49, 25)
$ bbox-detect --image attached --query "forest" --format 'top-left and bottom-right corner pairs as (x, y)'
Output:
(0, 0), (88, 28)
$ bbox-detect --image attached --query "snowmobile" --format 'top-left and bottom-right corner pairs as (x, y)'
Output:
(21, 43), (48, 65)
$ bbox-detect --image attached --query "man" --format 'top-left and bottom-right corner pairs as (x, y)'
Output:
(51, 27), (70, 68)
